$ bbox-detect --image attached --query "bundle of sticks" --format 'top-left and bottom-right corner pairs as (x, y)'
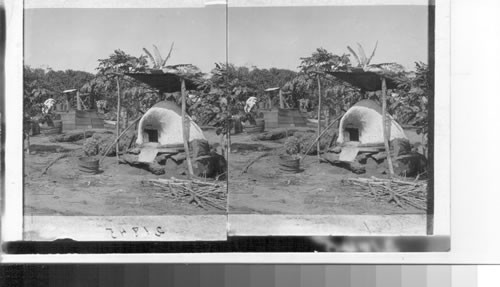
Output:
(344, 176), (427, 210)
(142, 177), (227, 211)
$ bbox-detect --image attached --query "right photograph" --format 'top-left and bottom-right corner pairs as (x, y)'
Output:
(226, 3), (436, 236)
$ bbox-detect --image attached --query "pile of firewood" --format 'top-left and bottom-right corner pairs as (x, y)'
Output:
(343, 176), (427, 210)
(142, 177), (227, 210)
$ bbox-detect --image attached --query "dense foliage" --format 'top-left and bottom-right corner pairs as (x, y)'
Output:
(391, 62), (431, 135)
(94, 49), (156, 120)
(23, 66), (94, 117)
(24, 45), (432, 141)
(298, 48), (363, 119)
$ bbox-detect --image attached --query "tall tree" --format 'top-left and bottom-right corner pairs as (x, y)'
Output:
(299, 48), (350, 160)
(96, 49), (148, 161)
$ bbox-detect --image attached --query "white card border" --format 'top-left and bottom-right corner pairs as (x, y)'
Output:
(2, 0), (453, 262)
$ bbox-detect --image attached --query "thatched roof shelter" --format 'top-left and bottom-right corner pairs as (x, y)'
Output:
(327, 71), (399, 91)
(125, 71), (199, 93)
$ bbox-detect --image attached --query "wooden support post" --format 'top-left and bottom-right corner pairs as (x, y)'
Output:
(115, 78), (121, 163)
(325, 108), (330, 126)
(65, 94), (70, 111)
(279, 89), (284, 109)
(226, 128), (231, 158)
(381, 77), (394, 176)
(99, 115), (142, 166)
(76, 91), (81, 110)
(317, 75), (322, 161)
(26, 133), (30, 154)
(300, 112), (343, 163)
(181, 79), (194, 178)
(124, 110), (128, 128)
(227, 112), (232, 156)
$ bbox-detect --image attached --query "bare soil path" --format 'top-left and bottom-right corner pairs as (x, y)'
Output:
(227, 131), (426, 215)
(24, 131), (225, 216)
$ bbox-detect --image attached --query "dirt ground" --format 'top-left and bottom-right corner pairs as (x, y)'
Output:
(227, 127), (426, 215)
(24, 127), (426, 217)
(23, 130), (225, 216)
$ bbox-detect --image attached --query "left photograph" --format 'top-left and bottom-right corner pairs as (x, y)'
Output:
(22, 6), (229, 241)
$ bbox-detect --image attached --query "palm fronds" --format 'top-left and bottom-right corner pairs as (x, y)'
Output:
(143, 42), (175, 69)
(152, 45), (163, 67)
(367, 41), (378, 66)
(142, 48), (156, 67)
(356, 43), (367, 66)
(162, 42), (175, 67)
(347, 41), (378, 69)
(347, 46), (361, 67)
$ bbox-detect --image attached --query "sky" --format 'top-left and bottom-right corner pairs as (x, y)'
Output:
(24, 5), (429, 74)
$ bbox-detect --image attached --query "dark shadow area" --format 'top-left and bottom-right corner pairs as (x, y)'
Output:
(3, 235), (450, 254)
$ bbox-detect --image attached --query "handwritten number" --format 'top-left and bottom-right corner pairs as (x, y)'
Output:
(155, 226), (165, 237)
(106, 226), (164, 238)
(132, 227), (139, 237)
(105, 228), (117, 239)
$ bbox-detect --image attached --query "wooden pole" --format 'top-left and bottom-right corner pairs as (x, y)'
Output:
(181, 79), (194, 178)
(76, 91), (81, 110)
(381, 78), (394, 176)
(279, 89), (284, 109)
(115, 78), (121, 163)
(227, 109), (231, 155)
(26, 133), (30, 154)
(99, 115), (142, 166)
(316, 75), (322, 161)
(65, 94), (70, 111)
(124, 109), (128, 128)
(300, 112), (344, 163)
(325, 108), (330, 126)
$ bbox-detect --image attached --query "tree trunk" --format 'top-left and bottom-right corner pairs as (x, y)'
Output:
(181, 79), (194, 178)
(317, 75), (322, 161)
(116, 78), (121, 163)
(381, 78), (394, 176)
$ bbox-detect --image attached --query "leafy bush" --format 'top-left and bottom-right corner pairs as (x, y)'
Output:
(83, 136), (100, 157)
(23, 66), (94, 118)
(284, 136), (301, 155)
(83, 131), (135, 157)
(391, 62), (431, 135)
(288, 130), (337, 155)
